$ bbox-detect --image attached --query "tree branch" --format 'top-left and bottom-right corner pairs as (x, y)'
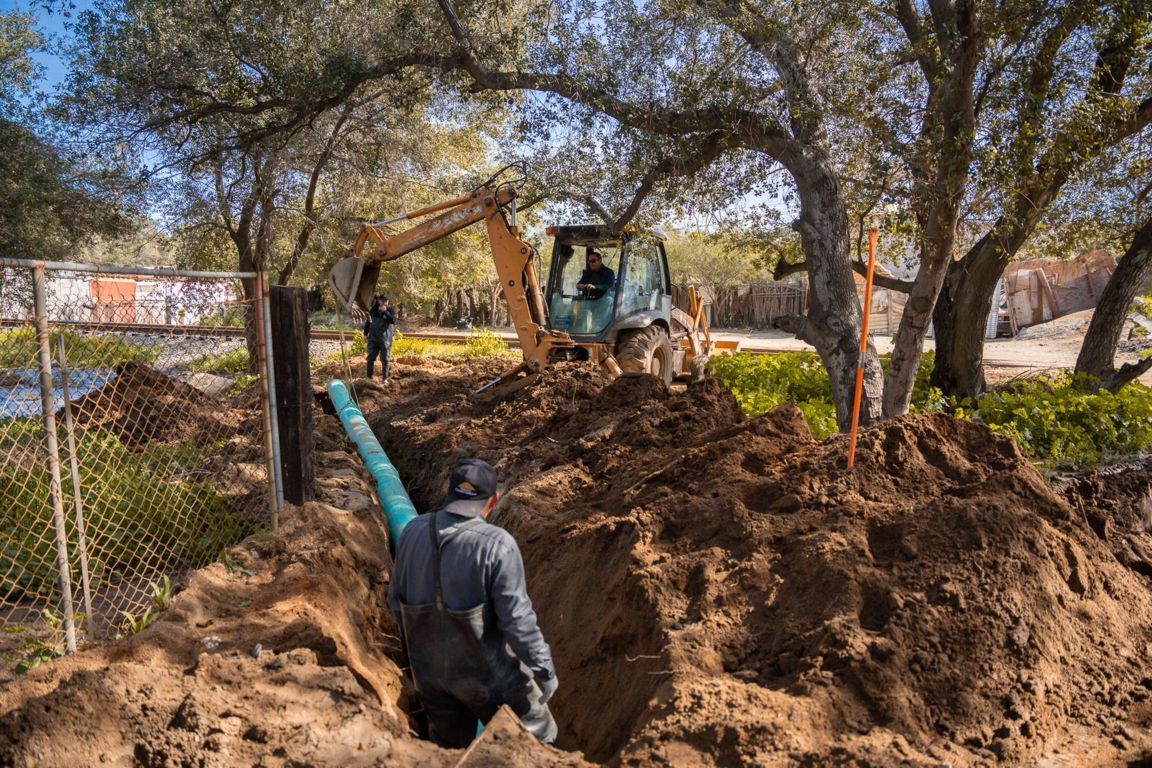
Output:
(775, 258), (916, 293)
(612, 131), (731, 230)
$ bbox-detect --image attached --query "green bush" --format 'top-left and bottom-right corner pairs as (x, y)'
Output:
(321, 329), (518, 370)
(198, 307), (247, 328)
(707, 351), (1151, 467)
(972, 374), (1152, 467)
(0, 328), (159, 368)
(189, 347), (250, 374)
(0, 423), (243, 599)
(708, 351), (839, 437)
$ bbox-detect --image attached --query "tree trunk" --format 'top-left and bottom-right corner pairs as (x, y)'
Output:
(1075, 216), (1152, 391)
(777, 159), (882, 432)
(929, 233), (1006, 399)
(883, 256), (950, 415)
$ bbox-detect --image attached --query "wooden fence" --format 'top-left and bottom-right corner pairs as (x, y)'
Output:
(674, 280), (807, 328)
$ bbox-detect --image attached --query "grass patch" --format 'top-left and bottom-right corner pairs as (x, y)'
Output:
(189, 347), (250, 374)
(0, 328), (159, 368)
(320, 328), (519, 370)
(707, 351), (946, 439)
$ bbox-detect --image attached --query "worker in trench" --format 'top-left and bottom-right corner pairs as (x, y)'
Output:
(387, 458), (559, 747)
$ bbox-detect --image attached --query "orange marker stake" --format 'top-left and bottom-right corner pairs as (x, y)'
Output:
(847, 229), (879, 470)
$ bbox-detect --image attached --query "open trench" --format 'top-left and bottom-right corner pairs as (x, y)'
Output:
(7, 358), (1152, 766)
(364, 402), (668, 762)
(346, 359), (1152, 767)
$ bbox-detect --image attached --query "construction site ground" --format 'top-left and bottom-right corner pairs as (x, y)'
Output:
(2, 343), (1152, 766)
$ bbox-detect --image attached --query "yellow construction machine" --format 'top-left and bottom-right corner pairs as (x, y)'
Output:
(328, 165), (725, 395)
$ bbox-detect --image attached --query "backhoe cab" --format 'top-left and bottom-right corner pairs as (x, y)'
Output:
(543, 225), (716, 385)
(327, 165), (719, 396)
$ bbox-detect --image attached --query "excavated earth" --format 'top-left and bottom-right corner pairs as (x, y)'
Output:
(3, 358), (1152, 767)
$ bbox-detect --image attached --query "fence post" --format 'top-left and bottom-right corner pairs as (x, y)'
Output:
(253, 272), (284, 529)
(57, 335), (97, 640)
(33, 264), (77, 653)
(270, 286), (316, 505)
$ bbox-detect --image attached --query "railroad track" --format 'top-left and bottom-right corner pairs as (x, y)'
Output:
(0, 318), (1053, 368)
(0, 317), (470, 343)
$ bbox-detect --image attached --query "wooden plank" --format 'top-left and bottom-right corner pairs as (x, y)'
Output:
(1035, 268), (1059, 318)
(270, 286), (316, 505)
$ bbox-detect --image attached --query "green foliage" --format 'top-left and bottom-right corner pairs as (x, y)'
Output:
(120, 608), (158, 636)
(0, 328), (160, 367)
(663, 229), (778, 288)
(117, 574), (174, 637)
(975, 375), (1152, 468)
(707, 352), (839, 438)
(321, 329), (518, 370)
(462, 328), (514, 359)
(0, 424), (243, 600)
(0, 118), (133, 262)
(197, 307), (247, 328)
(149, 574), (173, 611)
(7, 608), (76, 674)
(189, 347), (250, 374)
(708, 352), (1151, 468)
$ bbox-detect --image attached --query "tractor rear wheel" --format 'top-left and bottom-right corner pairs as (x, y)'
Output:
(616, 326), (674, 386)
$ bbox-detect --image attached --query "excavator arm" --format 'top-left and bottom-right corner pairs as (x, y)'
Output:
(328, 173), (574, 388)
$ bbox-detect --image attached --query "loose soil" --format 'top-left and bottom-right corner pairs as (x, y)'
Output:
(68, 360), (247, 447)
(3, 358), (1152, 767)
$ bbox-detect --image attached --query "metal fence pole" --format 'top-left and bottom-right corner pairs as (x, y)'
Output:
(253, 273), (284, 530)
(57, 335), (97, 640)
(33, 264), (77, 653)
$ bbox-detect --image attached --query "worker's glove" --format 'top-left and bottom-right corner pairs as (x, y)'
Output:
(537, 674), (559, 704)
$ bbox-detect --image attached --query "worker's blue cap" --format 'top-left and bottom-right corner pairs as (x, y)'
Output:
(443, 458), (499, 517)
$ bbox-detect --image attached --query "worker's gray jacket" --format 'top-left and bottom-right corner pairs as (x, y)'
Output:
(387, 509), (556, 685)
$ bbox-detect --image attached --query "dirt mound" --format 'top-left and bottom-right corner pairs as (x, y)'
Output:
(1057, 458), (1152, 579)
(6, 358), (1152, 767)
(0, 406), (587, 768)
(68, 361), (244, 446)
(369, 366), (1152, 766)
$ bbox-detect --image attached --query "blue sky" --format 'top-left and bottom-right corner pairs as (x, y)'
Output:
(2, 0), (92, 93)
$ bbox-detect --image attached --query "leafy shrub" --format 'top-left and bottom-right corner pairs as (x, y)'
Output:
(707, 351), (1151, 467)
(198, 307), (247, 328)
(0, 328), (159, 368)
(462, 329), (514, 359)
(189, 347), (250, 374)
(973, 374), (1152, 467)
(0, 423), (243, 599)
(322, 329), (518, 370)
(707, 352), (838, 437)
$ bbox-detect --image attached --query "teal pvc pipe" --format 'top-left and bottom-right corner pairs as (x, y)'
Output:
(327, 379), (418, 550)
(327, 379), (484, 740)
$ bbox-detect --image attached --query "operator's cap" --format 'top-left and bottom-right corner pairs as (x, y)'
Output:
(442, 458), (499, 518)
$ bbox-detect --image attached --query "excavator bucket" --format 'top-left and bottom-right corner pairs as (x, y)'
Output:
(328, 256), (381, 315)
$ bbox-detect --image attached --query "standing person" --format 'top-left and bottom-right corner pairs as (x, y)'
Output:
(387, 459), (559, 748)
(575, 249), (615, 299)
(364, 295), (397, 381)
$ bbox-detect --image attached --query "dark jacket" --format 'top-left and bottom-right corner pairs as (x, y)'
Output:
(387, 509), (556, 685)
(364, 304), (397, 344)
(578, 266), (615, 299)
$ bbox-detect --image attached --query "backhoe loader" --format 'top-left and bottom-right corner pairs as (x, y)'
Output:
(328, 165), (723, 395)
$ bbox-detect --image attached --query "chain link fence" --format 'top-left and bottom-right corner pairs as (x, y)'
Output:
(0, 260), (281, 665)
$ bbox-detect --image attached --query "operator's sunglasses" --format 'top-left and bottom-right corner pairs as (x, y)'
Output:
(588, 257), (601, 263)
